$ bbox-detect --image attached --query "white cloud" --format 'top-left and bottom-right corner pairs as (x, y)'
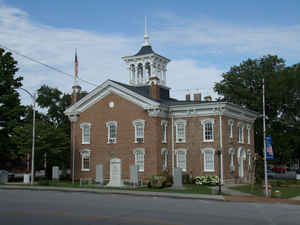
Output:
(152, 13), (300, 59)
(1, 5), (298, 106)
(168, 59), (223, 100)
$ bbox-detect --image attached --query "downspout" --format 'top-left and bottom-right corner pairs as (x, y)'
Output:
(219, 103), (224, 184)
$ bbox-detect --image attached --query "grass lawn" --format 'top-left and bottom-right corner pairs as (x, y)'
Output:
(231, 179), (300, 198)
(17, 180), (213, 195)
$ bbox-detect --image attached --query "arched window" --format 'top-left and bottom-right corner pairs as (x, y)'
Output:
(237, 122), (245, 143)
(106, 121), (118, 144)
(80, 149), (91, 171)
(133, 148), (145, 172)
(137, 63), (143, 82)
(201, 119), (214, 142)
(201, 148), (215, 172)
(145, 62), (151, 78)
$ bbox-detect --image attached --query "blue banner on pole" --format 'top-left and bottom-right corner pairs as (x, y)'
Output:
(266, 135), (274, 160)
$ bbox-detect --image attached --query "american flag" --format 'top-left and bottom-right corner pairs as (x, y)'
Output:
(74, 49), (78, 78)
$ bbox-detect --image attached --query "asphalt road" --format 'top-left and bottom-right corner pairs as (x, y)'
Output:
(0, 190), (299, 225)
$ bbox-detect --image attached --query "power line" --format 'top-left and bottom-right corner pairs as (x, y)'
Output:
(0, 44), (98, 87)
(0, 44), (219, 95)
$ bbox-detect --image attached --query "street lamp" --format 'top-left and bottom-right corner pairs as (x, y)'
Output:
(19, 87), (36, 185)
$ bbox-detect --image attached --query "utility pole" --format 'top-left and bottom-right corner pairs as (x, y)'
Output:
(262, 78), (269, 197)
(19, 88), (36, 185)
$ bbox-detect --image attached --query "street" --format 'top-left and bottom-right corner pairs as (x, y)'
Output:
(0, 190), (299, 225)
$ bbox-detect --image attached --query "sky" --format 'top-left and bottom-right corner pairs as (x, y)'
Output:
(0, 0), (299, 106)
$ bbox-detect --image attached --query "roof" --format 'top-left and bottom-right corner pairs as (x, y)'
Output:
(109, 80), (218, 106)
(134, 45), (155, 56)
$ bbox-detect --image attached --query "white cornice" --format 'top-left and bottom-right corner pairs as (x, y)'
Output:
(64, 80), (160, 116)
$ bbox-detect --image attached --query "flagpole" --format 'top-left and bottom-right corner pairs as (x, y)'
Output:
(263, 78), (269, 197)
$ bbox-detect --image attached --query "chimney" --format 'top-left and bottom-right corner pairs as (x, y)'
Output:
(193, 93), (201, 101)
(72, 85), (81, 104)
(186, 93), (191, 101)
(149, 77), (160, 100)
(204, 95), (212, 101)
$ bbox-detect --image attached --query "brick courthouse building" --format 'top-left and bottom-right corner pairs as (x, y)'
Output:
(64, 31), (257, 184)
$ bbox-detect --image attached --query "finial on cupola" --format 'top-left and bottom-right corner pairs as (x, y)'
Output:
(142, 16), (150, 46)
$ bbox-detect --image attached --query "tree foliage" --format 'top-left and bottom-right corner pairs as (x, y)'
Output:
(214, 55), (300, 164)
(0, 48), (24, 168)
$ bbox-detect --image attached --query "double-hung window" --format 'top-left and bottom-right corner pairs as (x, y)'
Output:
(228, 120), (234, 139)
(80, 150), (91, 171)
(175, 120), (186, 143)
(80, 123), (91, 144)
(229, 148), (235, 171)
(161, 120), (168, 143)
(175, 149), (187, 171)
(133, 148), (145, 172)
(238, 122), (244, 143)
(161, 148), (168, 170)
(132, 120), (145, 143)
(201, 148), (215, 172)
(248, 150), (251, 169)
(106, 121), (118, 144)
(201, 119), (214, 142)
(246, 124), (251, 144)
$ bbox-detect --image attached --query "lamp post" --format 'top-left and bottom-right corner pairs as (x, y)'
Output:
(19, 88), (36, 185)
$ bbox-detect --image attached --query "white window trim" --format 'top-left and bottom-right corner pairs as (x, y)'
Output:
(201, 148), (216, 172)
(228, 119), (234, 138)
(175, 119), (186, 143)
(161, 120), (168, 143)
(106, 121), (118, 144)
(175, 148), (187, 172)
(246, 124), (251, 144)
(237, 122), (245, 144)
(237, 147), (246, 164)
(201, 118), (215, 142)
(80, 123), (91, 144)
(229, 148), (235, 171)
(247, 150), (252, 169)
(132, 119), (145, 143)
(133, 148), (145, 172)
(80, 149), (91, 172)
(161, 148), (168, 170)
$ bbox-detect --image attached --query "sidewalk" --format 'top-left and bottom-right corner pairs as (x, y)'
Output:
(1, 184), (300, 205)
(210, 184), (254, 197)
(0, 185), (224, 201)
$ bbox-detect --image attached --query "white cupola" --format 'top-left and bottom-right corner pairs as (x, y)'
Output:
(122, 17), (170, 87)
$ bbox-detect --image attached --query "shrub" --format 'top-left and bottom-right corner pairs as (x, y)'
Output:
(148, 175), (167, 188)
(182, 173), (193, 184)
(194, 175), (219, 186)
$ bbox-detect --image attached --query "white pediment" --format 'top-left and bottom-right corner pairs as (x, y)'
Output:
(64, 80), (160, 116)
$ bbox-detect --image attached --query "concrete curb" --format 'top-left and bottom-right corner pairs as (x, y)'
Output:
(0, 185), (225, 201)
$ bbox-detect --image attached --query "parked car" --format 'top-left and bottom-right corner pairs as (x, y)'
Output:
(272, 166), (286, 173)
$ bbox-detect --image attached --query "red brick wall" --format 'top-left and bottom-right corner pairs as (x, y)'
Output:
(71, 93), (256, 184)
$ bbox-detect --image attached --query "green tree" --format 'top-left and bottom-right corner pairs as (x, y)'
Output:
(214, 55), (300, 164)
(0, 48), (24, 169)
